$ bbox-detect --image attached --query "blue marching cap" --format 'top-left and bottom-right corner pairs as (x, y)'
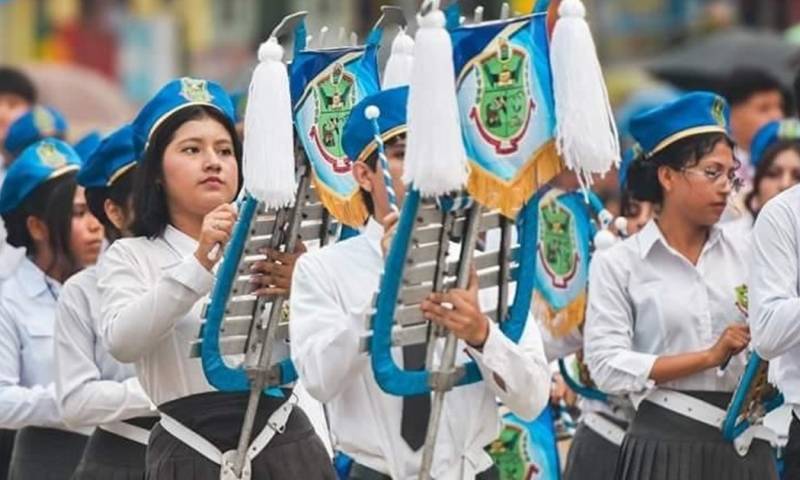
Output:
(73, 131), (102, 162)
(77, 125), (138, 188)
(132, 77), (236, 156)
(0, 138), (81, 214)
(342, 86), (409, 163)
(630, 91), (731, 158)
(230, 91), (247, 123)
(4, 105), (68, 157)
(618, 143), (643, 190)
(750, 119), (800, 168)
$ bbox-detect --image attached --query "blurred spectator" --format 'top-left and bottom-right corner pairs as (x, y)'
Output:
(0, 67), (37, 165)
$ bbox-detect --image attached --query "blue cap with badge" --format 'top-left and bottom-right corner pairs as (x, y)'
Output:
(629, 91), (731, 158)
(342, 86), (408, 164)
(0, 138), (81, 214)
(131, 77), (236, 156)
(73, 131), (102, 162)
(4, 105), (68, 158)
(77, 125), (138, 188)
(750, 119), (800, 168)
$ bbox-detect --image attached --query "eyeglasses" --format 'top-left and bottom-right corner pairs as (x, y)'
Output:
(682, 167), (744, 192)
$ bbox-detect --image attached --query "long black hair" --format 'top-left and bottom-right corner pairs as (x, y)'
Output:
(2, 172), (79, 275)
(626, 132), (734, 204)
(85, 166), (136, 243)
(130, 105), (243, 238)
(745, 139), (800, 217)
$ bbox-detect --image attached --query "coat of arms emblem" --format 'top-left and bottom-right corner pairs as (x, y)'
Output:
(32, 107), (57, 137)
(468, 37), (534, 155)
(308, 62), (355, 174)
(180, 77), (213, 103)
(37, 141), (67, 169)
(538, 198), (579, 289)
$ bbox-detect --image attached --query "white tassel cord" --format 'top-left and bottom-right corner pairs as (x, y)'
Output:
(382, 29), (415, 89)
(403, 7), (468, 197)
(242, 37), (296, 208)
(550, 0), (619, 187)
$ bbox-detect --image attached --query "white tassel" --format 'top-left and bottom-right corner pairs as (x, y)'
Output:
(500, 2), (510, 19)
(382, 29), (415, 89)
(403, 7), (468, 197)
(473, 6), (484, 23)
(242, 37), (296, 208)
(550, 0), (619, 187)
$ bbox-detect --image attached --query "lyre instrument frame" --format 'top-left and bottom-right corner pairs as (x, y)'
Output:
(722, 352), (783, 442)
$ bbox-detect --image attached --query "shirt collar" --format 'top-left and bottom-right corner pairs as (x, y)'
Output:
(637, 218), (724, 259)
(17, 256), (60, 299)
(163, 224), (199, 256)
(362, 216), (384, 258)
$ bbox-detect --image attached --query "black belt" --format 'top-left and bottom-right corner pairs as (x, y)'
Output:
(349, 462), (499, 479)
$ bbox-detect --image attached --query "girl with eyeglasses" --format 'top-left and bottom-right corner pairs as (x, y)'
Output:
(583, 92), (777, 479)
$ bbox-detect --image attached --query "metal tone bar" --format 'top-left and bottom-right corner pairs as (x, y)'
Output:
(401, 265), (517, 305)
(406, 243), (444, 266)
(497, 218), (512, 323)
(359, 323), (440, 352)
(403, 246), (520, 285)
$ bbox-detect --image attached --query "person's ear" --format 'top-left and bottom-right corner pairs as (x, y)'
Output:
(657, 165), (676, 195)
(104, 198), (127, 231)
(26, 216), (48, 243)
(352, 161), (373, 192)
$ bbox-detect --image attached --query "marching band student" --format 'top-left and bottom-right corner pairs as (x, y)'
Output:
(290, 86), (550, 480)
(54, 125), (157, 479)
(584, 92), (778, 480)
(0, 138), (104, 479)
(97, 78), (334, 479)
(726, 119), (800, 237)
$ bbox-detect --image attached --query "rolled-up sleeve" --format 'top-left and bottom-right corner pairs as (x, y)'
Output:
(289, 254), (368, 403)
(584, 251), (657, 395)
(99, 242), (214, 363)
(465, 313), (550, 421)
(749, 199), (800, 359)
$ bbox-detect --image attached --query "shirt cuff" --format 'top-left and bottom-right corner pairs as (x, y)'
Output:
(167, 255), (215, 296)
(609, 350), (658, 391)
(465, 321), (507, 373)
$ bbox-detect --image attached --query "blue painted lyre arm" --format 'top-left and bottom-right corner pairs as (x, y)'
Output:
(557, 358), (608, 402)
(722, 353), (784, 441)
(370, 191), (536, 397)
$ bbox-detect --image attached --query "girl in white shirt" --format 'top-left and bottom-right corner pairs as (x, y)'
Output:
(0, 139), (104, 479)
(584, 92), (778, 480)
(98, 78), (334, 479)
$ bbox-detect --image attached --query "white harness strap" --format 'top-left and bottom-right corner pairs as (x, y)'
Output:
(99, 421), (152, 446)
(582, 411), (625, 446)
(644, 389), (778, 456)
(158, 395), (296, 480)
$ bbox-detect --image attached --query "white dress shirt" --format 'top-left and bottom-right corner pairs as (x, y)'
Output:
(749, 184), (800, 410)
(290, 218), (550, 480)
(54, 265), (155, 428)
(0, 257), (90, 433)
(97, 224), (332, 450)
(584, 220), (748, 405)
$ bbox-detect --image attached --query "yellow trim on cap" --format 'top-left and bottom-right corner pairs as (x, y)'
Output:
(355, 125), (408, 164)
(107, 162), (137, 187)
(144, 102), (225, 152)
(46, 164), (80, 181)
(648, 125), (728, 157)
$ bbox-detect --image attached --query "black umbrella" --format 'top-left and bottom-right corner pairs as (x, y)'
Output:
(645, 28), (800, 91)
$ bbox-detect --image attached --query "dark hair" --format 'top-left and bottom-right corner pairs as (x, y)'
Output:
(0, 66), (37, 104)
(627, 132), (733, 204)
(85, 166), (136, 243)
(723, 68), (788, 112)
(2, 172), (78, 274)
(131, 105), (242, 238)
(745, 139), (800, 216)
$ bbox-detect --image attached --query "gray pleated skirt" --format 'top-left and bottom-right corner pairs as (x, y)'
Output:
(146, 391), (335, 480)
(563, 413), (628, 480)
(0, 429), (14, 480)
(72, 417), (157, 480)
(616, 391), (778, 480)
(7, 427), (88, 480)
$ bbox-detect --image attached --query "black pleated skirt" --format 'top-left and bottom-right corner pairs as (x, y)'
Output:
(616, 391), (778, 480)
(0, 429), (14, 480)
(146, 391), (335, 480)
(563, 413), (628, 480)
(7, 427), (88, 480)
(72, 417), (158, 480)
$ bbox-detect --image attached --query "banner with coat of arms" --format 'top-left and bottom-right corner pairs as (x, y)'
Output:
(530, 186), (593, 338)
(290, 29), (381, 227)
(486, 406), (561, 480)
(451, 12), (563, 219)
